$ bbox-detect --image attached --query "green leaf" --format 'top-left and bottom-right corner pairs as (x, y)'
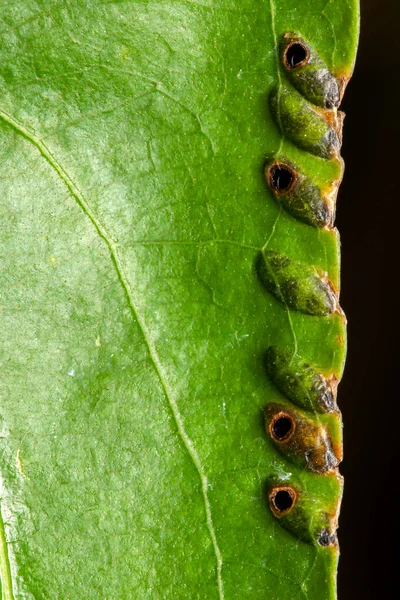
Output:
(0, 1), (358, 598)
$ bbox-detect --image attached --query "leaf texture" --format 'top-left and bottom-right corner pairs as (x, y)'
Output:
(0, 1), (358, 598)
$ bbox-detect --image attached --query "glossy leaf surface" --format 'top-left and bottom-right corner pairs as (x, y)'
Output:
(0, 1), (358, 598)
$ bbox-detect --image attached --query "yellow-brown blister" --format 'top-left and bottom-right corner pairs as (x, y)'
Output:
(267, 475), (343, 547)
(265, 403), (342, 473)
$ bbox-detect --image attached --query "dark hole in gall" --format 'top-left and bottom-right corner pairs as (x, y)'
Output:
(274, 490), (294, 512)
(285, 42), (308, 69)
(272, 416), (293, 441)
(269, 164), (295, 193)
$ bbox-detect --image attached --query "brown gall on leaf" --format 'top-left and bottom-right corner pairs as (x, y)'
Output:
(264, 346), (338, 413)
(267, 477), (342, 546)
(280, 33), (341, 109)
(270, 85), (341, 159)
(317, 269), (345, 319)
(321, 159), (345, 226)
(323, 107), (345, 148)
(256, 249), (339, 316)
(265, 403), (341, 473)
(265, 158), (339, 228)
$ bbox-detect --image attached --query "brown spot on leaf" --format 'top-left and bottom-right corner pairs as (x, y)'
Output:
(265, 403), (341, 473)
(336, 74), (350, 104)
(337, 335), (345, 346)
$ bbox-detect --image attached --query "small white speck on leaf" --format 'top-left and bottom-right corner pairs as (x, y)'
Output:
(277, 469), (292, 481)
(96, 335), (101, 347)
(68, 368), (75, 377)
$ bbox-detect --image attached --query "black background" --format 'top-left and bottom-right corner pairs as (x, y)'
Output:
(337, 1), (398, 598)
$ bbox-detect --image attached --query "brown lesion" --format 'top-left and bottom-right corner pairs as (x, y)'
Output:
(330, 435), (343, 466)
(279, 32), (342, 109)
(265, 403), (342, 473)
(264, 158), (339, 229)
(336, 74), (350, 104)
(316, 270), (344, 316)
(327, 374), (339, 399)
(319, 476), (343, 547)
(265, 157), (348, 232)
(266, 473), (343, 545)
(321, 107), (345, 146)
(320, 161), (344, 229)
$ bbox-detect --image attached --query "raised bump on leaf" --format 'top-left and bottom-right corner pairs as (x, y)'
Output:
(265, 403), (341, 473)
(281, 33), (341, 109)
(270, 85), (340, 159)
(264, 345), (338, 413)
(256, 249), (338, 316)
(267, 479), (341, 546)
(265, 158), (336, 227)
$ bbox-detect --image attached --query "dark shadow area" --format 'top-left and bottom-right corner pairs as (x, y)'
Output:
(337, 1), (398, 598)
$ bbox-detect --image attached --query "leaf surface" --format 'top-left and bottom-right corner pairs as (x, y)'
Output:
(0, 1), (358, 598)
